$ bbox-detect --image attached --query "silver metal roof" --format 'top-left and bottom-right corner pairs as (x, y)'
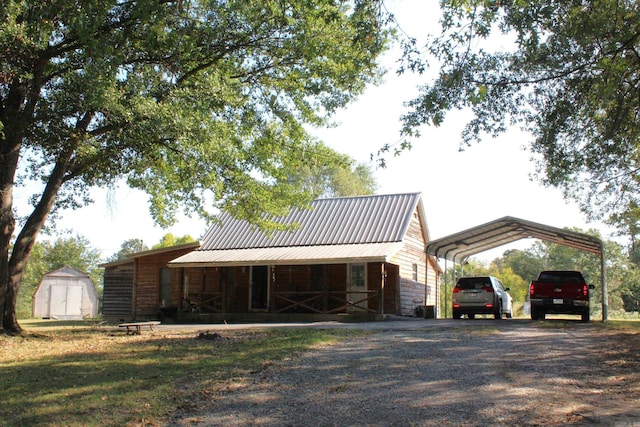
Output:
(425, 216), (603, 262)
(200, 192), (422, 249)
(170, 193), (424, 266)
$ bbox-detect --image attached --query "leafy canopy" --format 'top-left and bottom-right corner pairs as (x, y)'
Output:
(286, 142), (378, 198)
(399, 0), (640, 228)
(2, 0), (390, 229)
(0, 0), (392, 332)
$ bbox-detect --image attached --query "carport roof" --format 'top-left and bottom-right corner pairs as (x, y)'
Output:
(425, 216), (602, 262)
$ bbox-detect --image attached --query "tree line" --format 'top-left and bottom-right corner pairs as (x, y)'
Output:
(18, 227), (640, 321)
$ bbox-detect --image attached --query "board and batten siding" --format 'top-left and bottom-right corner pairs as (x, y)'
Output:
(102, 264), (134, 320)
(389, 208), (435, 316)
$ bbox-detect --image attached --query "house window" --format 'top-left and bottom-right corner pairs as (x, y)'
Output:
(159, 268), (173, 306)
(412, 263), (418, 281)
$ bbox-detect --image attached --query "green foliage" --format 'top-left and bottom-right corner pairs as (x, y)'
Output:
(17, 236), (102, 318)
(107, 234), (196, 262)
(619, 266), (640, 312)
(1, 0), (392, 330)
(399, 1), (640, 229)
(498, 248), (544, 282)
(107, 238), (149, 262)
(488, 265), (528, 304)
(151, 233), (196, 250)
(3, 0), (390, 228)
(287, 144), (378, 198)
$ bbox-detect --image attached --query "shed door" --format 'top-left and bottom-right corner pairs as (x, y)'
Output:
(50, 285), (83, 317)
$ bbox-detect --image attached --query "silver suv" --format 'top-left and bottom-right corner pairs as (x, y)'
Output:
(452, 276), (513, 319)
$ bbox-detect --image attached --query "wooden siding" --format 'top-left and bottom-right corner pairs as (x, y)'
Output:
(389, 208), (436, 316)
(133, 247), (199, 318)
(102, 264), (134, 320)
(426, 257), (439, 315)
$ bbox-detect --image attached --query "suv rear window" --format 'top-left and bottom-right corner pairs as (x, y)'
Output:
(456, 277), (491, 290)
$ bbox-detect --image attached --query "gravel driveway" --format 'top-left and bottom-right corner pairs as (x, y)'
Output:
(170, 320), (640, 426)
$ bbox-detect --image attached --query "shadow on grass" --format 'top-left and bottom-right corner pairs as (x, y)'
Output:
(1, 328), (353, 426)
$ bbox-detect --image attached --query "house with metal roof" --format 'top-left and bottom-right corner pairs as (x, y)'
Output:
(168, 192), (441, 321)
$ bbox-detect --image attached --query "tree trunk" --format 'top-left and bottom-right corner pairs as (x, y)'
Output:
(2, 278), (21, 334)
(0, 192), (15, 334)
(1, 73), (45, 334)
(3, 156), (71, 334)
(0, 118), (22, 334)
(0, 150), (19, 334)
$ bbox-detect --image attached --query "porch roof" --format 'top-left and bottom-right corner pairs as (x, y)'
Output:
(168, 242), (404, 267)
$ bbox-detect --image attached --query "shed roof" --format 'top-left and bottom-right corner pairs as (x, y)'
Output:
(170, 193), (427, 266)
(43, 266), (91, 278)
(425, 216), (602, 262)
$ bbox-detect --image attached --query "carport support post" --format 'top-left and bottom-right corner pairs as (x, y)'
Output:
(601, 242), (608, 322)
(444, 259), (448, 318)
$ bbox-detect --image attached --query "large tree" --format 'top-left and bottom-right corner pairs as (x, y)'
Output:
(106, 238), (149, 262)
(0, 0), (391, 333)
(287, 142), (378, 198)
(398, 0), (640, 229)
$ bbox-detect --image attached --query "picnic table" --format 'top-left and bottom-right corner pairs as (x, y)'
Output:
(118, 321), (160, 335)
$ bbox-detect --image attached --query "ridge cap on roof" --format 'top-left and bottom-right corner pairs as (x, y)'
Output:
(312, 191), (421, 202)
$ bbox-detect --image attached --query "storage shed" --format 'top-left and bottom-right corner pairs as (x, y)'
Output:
(32, 266), (99, 320)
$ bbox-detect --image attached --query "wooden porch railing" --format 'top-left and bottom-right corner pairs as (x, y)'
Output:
(273, 290), (379, 314)
(181, 292), (223, 313)
(179, 290), (381, 314)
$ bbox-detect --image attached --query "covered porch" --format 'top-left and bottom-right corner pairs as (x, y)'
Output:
(170, 262), (400, 320)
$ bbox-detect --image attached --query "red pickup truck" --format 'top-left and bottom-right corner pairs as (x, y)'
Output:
(529, 270), (595, 322)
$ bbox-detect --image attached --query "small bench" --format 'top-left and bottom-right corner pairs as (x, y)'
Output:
(118, 321), (161, 335)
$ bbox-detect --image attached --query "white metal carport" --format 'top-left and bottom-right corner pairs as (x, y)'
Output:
(425, 216), (608, 320)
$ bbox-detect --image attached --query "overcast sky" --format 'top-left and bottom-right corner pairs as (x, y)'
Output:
(32, 0), (614, 261)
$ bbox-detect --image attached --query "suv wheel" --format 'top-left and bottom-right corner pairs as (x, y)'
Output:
(494, 300), (502, 319)
(581, 308), (590, 322)
(452, 310), (461, 319)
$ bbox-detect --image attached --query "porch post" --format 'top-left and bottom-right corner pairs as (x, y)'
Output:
(379, 263), (386, 314)
(220, 267), (227, 314)
(177, 268), (184, 313)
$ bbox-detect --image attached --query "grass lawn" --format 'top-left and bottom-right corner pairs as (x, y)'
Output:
(0, 320), (364, 427)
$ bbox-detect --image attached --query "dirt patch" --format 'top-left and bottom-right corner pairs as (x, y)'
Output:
(169, 321), (640, 426)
